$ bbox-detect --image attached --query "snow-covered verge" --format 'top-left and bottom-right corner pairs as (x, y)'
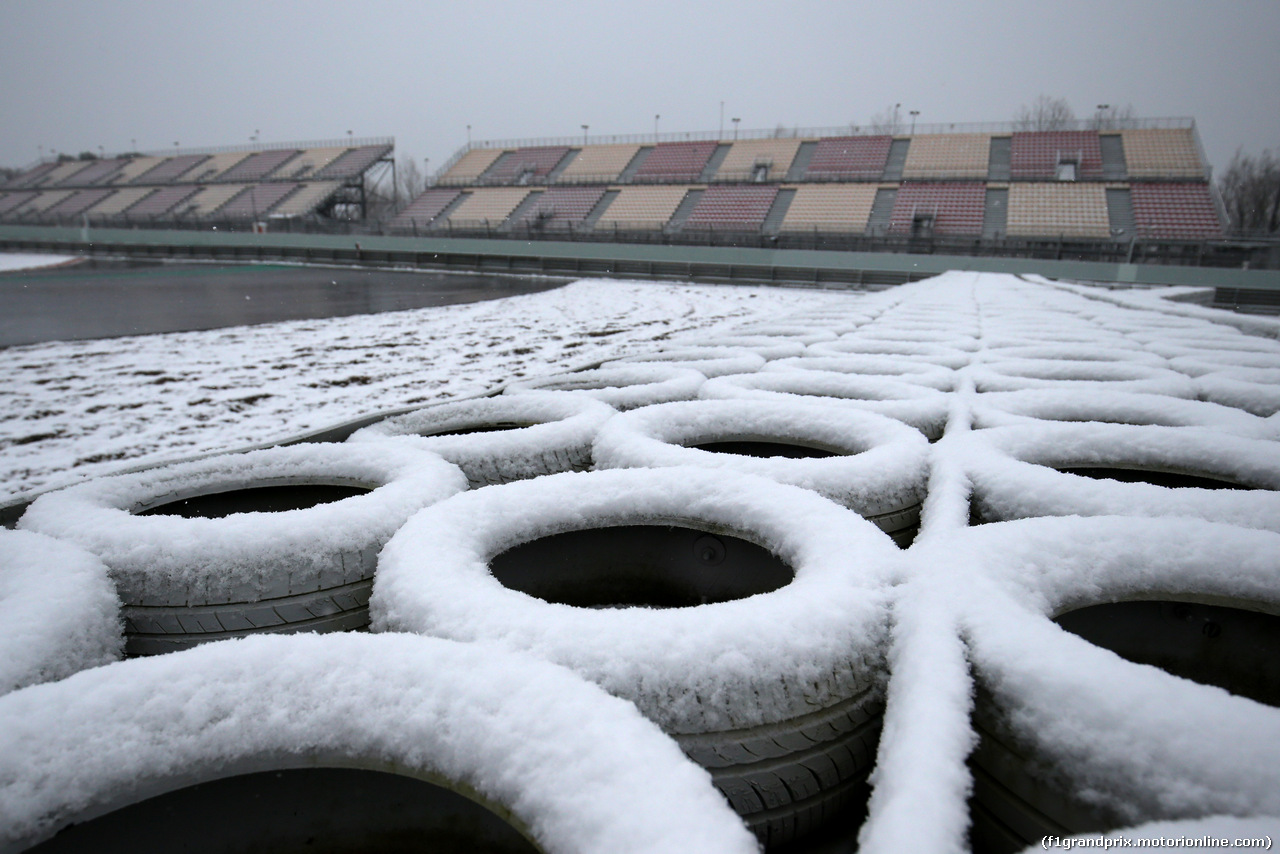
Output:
(0, 633), (758, 854)
(0, 253), (75, 273)
(0, 277), (848, 503)
(4, 267), (1280, 850)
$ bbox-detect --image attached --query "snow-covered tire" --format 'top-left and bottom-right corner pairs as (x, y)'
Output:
(764, 355), (956, 391)
(806, 338), (972, 369)
(968, 358), (1196, 397)
(502, 365), (707, 411)
(0, 530), (123, 694)
(347, 393), (616, 487)
(978, 343), (1169, 368)
(0, 633), (758, 854)
(1195, 368), (1280, 417)
(372, 467), (901, 848)
(601, 346), (767, 378)
(18, 443), (467, 656)
(956, 517), (1280, 851)
(700, 370), (951, 441)
(958, 422), (1280, 532)
(669, 335), (807, 361)
(968, 388), (1274, 438)
(592, 399), (930, 546)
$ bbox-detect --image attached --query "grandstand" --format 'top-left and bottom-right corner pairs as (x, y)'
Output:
(391, 119), (1225, 254)
(0, 138), (393, 226)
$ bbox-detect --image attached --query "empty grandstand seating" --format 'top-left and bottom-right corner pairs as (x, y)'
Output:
(1121, 128), (1206, 179)
(778, 184), (879, 233)
(1006, 183), (1112, 238)
(1009, 131), (1103, 180)
(216, 182), (300, 219)
(442, 187), (533, 225)
(123, 185), (200, 218)
(805, 136), (893, 180)
(888, 182), (986, 236)
(1129, 182), (1223, 239)
(313, 143), (393, 180)
(901, 134), (991, 179)
(388, 187), (462, 230)
(714, 139), (803, 183)
(631, 141), (719, 183)
(177, 152), (252, 184)
(56, 158), (127, 186)
(43, 188), (117, 219)
(0, 162), (59, 190)
(0, 192), (38, 216)
(83, 187), (155, 218)
(682, 185), (778, 230)
(439, 148), (505, 185)
(592, 185), (690, 230)
(269, 182), (343, 219)
(510, 186), (607, 229)
(175, 184), (252, 218)
(0, 139), (389, 225)
(478, 147), (571, 185)
(555, 144), (642, 184)
(132, 155), (211, 185)
(215, 150), (301, 183)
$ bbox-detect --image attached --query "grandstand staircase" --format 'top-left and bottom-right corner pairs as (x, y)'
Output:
(987, 137), (1012, 181)
(665, 189), (704, 233)
(1100, 135), (1128, 180)
(867, 188), (898, 234)
(881, 139), (911, 181)
(580, 190), (619, 231)
(698, 144), (732, 182)
(761, 189), (796, 236)
(1106, 188), (1135, 238)
(545, 150), (578, 183)
(618, 148), (652, 183)
(982, 188), (1009, 238)
(785, 142), (818, 181)
(477, 152), (515, 184)
(431, 191), (470, 228)
(500, 191), (547, 231)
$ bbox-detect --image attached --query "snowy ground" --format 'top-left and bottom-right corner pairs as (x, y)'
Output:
(3, 256), (1280, 852)
(0, 268), (848, 503)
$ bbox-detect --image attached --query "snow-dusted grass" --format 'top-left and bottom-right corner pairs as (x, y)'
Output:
(5, 259), (1280, 850)
(0, 276), (847, 503)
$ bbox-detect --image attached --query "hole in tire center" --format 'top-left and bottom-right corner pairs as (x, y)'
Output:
(139, 484), (371, 518)
(427, 421), (531, 437)
(1057, 467), (1262, 491)
(1054, 600), (1280, 707)
(690, 440), (838, 459)
(26, 767), (539, 854)
(489, 524), (794, 608)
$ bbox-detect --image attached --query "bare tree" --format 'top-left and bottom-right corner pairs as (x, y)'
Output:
(1217, 146), (1280, 236)
(1088, 103), (1137, 131)
(1014, 96), (1076, 131)
(868, 104), (901, 135)
(395, 157), (425, 206)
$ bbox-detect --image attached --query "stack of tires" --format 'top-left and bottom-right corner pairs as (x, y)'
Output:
(6, 271), (1280, 853)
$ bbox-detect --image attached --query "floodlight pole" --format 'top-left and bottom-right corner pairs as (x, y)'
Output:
(909, 111), (919, 135)
(582, 124), (589, 147)
(654, 114), (660, 142)
(732, 118), (740, 141)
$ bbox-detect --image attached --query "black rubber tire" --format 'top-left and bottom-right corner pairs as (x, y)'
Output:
(347, 392), (616, 488)
(373, 467), (902, 849)
(18, 443), (467, 656)
(0, 632), (759, 854)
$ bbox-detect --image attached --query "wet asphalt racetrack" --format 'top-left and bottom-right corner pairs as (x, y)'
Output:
(0, 259), (570, 347)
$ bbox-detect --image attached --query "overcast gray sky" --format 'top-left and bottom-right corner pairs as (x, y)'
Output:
(3, 0), (1277, 180)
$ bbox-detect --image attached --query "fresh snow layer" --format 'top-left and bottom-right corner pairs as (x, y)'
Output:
(18, 442), (467, 603)
(0, 253), (75, 273)
(592, 398), (929, 516)
(0, 530), (122, 694)
(373, 466), (900, 732)
(0, 278), (844, 503)
(7, 267), (1280, 852)
(0, 632), (758, 854)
